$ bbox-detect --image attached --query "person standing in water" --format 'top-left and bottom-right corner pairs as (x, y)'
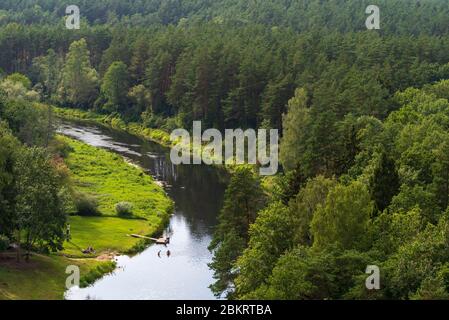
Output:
(167, 250), (171, 257)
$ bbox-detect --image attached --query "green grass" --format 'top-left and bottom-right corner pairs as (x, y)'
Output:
(53, 106), (173, 147)
(60, 136), (173, 257)
(64, 136), (173, 220)
(53, 105), (225, 163)
(0, 254), (112, 300)
(54, 106), (256, 174)
(0, 136), (173, 299)
(50, 104), (106, 123)
(62, 216), (155, 257)
(79, 261), (116, 288)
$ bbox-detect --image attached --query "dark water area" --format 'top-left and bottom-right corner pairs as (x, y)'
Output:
(59, 120), (227, 300)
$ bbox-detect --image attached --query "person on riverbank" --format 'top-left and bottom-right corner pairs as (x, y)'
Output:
(82, 246), (95, 254)
(66, 224), (71, 241)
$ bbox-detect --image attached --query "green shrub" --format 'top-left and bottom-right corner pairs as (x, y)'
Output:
(49, 137), (74, 158)
(74, 192), (100, 216)
(5, 73), (32, 89)
(115, 202), (133, 217)
(0, 235), (10, 251)
(79, 261), (116, 288)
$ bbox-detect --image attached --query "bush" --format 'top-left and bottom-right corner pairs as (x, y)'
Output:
(80, 261), (116, 288)
(0, 235), (10, 251)
(74, 192), (100, 216)
(115, 202), (133, 217)
(49, 137), (74, 158)
(5, 73), (32, 89)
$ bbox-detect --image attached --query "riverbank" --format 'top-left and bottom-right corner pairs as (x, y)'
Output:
(54, 106), (271, 198)
(53, 106), (231, 168)
(53, 106), (173, 148)
(62, 135), (173, 257)
(61, 120), (227, 300)
(0, 136), (173, 300)
(0, 253), (114, 300)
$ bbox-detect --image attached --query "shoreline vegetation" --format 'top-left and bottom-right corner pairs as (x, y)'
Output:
(53, 105), (240, 172)
(53, 106), (174, 148)
(0, 133), (173, 300)
(61, 136), (173, 257)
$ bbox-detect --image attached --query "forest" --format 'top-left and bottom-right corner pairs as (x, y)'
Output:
(1, 0), (449, 300)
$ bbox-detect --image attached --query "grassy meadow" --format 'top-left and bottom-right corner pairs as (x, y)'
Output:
(61, 135), (173, 257)
(0, 136), (173, 299)
(0, 254), (114, 300)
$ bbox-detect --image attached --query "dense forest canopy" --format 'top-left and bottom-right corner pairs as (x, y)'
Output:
(1, 0), (449, 300)
(1, 1), (449, 133)
(0, 0), (448, 36)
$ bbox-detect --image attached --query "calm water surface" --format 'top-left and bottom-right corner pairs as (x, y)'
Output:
(60, 121), (227, 300)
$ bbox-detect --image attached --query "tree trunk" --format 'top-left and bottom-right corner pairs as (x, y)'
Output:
(16, 230), (21, 263)
(25, 231), (30, 262)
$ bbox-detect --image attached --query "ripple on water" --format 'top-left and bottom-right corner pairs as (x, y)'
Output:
(60, 121), (226, 300)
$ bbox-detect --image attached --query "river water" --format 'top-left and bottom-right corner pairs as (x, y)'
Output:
(60, 121), (227, 300)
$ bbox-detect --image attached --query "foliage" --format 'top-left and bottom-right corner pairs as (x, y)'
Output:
(280, 88), (309, 172)
(1, 0), (449, 300)
(0, 254), (112, 299)
(63, 136), (173, 219)
(0, 74), (39, 101)
(0, 100), (51, 146)
(115, 201), (133, 217)
(310, 181), (373, 251)
(32, 49), (62, 101)
(13, 147), (68, 256)
(208, 166), (265, 298)
(0, 235), (9, 251)
(100, 61), (129, 113)
(289, 176), (337, 246)
(1, 0), (448, 35)
(248, 246), (369, 300)
(79, 261), (116, 288)
(369, 151), (400, 213)
(58, 38), (99, 108)
(73, 192), (100, 216)
(4, 73), (31, 89)
(235, 202), (295, 296)
(0, 123), (19, 237)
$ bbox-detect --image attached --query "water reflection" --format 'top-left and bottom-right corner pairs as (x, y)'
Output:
(60, 121), (227, 300)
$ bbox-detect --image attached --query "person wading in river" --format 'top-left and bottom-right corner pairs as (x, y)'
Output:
(167, 250), (171, 258)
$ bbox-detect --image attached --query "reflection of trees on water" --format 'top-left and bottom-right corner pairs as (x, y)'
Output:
(143, 153), (228, 232)
(167, 164), (228, 230)
(100, 126), (229, 233)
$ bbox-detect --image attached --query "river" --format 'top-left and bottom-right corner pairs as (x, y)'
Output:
(59, 120), (228, 300)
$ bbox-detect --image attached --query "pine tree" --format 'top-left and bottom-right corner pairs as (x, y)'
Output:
(432, 137), (449, 212)
(129, 36), (150, 84)
(370, 151), (400, 213)
(208, 167), (265, 298)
